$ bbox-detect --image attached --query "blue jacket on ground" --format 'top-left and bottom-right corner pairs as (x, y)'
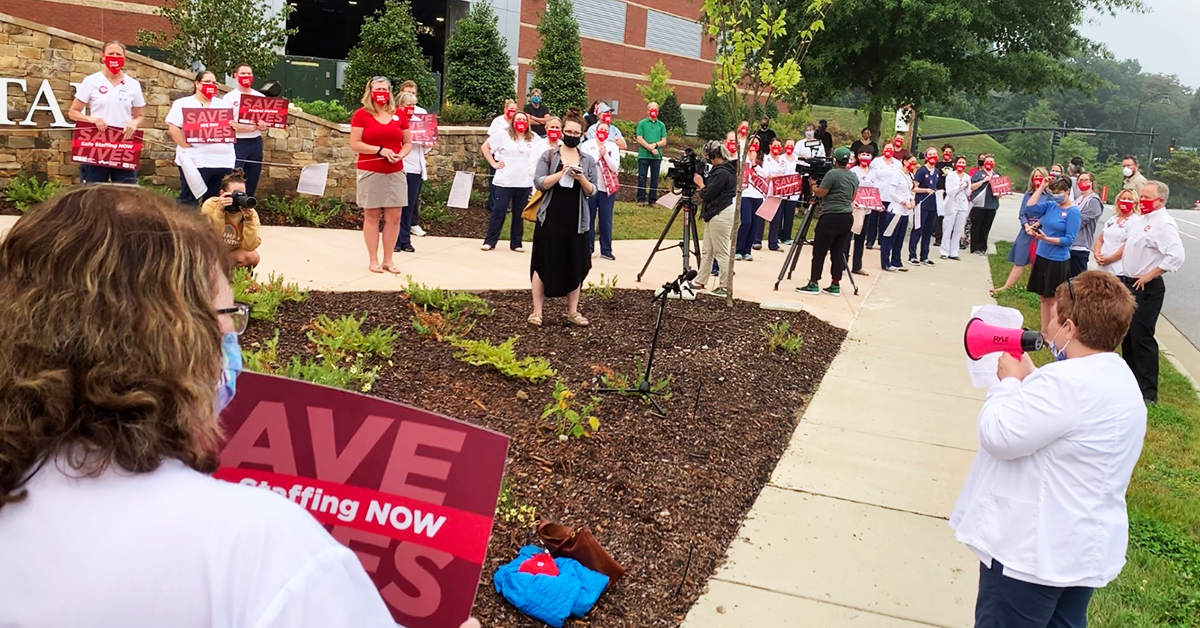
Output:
(493, 545), (610, 627)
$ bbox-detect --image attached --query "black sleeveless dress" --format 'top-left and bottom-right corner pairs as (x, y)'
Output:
(531, 163), (592, 298)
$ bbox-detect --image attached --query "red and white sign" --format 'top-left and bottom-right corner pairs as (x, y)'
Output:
(217, 372), (510, 628)
(771, 173), (803, 197)
(236, 96), (289, 129)
(182, 107), (235, 143)
(855, 186), (885, 211)
(410, 113), (439, 144)
(990, 176), (1013, 197)
(748, 169), (769, 194)
(70, 121), (142, 170)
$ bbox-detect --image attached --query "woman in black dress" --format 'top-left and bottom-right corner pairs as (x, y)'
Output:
(529, 111), (598, 327)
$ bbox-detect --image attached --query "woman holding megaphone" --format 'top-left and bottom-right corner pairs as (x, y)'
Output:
(1023, 176), (1082, 335)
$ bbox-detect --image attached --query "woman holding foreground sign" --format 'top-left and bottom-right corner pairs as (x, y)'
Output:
(166, 70), (236, 206)
(67, 39), (145, 184)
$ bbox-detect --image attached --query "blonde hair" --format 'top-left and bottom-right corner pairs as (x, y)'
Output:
(101, 40), (126, 54)
(1114, 188), (1140, 215)
(1027, 167), (1049, 190)
(0, 186), (232, 511)
(360, 77), (394, 115)
(397, 92), (417, 107)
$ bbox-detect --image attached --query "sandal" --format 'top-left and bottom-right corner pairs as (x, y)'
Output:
(369, 263), (383, 273)
(563, 311), (590, 327)
(527, 313), (543, 327)
(382, 262), (400, 273)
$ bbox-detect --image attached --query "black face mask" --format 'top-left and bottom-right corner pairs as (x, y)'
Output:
(561, 135), (580, 148)
(760, 123), (769, 130)
(978, 159), (985, 166)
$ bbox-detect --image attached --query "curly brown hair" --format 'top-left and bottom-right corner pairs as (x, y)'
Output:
(0, 185), (232, 511)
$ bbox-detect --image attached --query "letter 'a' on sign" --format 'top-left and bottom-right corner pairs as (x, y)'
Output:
(215, 372), (510, 628)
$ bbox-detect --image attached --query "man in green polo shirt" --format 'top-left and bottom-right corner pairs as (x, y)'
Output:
(798, 146), (859, 295)
(635, 102), (667, 205)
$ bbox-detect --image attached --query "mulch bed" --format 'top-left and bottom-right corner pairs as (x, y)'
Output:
(1, 199), (19, 216)
(246, 288), (845, 627)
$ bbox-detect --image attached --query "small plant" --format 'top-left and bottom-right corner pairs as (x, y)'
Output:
(290, 98), (352, 124)
(282, 357), (380, 393)
(439, 101), (483, 125)
(403, 278), (494, 317)
(450, 335), (556, 383)
(307, 312), (398, 360)
(619, 152), (639, 175)
(4, 172), (65, 212)
(417, 181), (458, 226)
(584, 274), (618, 300)
(542, 381), (601, 439)
(138, 178), (177, 198)
(261, 195), (346, 227)
(762, 321), (805, 354)
(242, 329), (281, 374)
(409, 302), (476, 341)
(232, 268), (308, 321)
(495, 479), (537, 526)
(593, 358), (672, 404)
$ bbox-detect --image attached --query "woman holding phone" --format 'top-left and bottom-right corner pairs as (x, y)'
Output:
(1025, 176), (1082, 334)
(67, 40), (146, 184)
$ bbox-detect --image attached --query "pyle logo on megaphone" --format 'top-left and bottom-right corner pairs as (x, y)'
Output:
(964, 317), (1044, 360)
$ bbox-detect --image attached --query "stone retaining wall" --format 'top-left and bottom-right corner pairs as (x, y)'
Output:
(0, 12), (488, 202)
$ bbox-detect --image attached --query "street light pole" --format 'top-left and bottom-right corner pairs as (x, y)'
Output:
(1133, 93), (1170, 167)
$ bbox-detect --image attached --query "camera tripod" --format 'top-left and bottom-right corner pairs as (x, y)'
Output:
(636, 191), (702, 294)
(774, 198), (860, 296)
(598, 268), (697, 417)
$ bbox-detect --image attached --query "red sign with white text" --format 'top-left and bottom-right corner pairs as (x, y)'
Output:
(855, 186), (885, 211)
(771, 174), (803, 197)
(237, 96), (289, 129)
(71, 121), (142, 170)
(410, 113), (439, 144)
(991, 176), (1013, 196)
(216, 372), (510, 628)
(182, 108), (235, 143)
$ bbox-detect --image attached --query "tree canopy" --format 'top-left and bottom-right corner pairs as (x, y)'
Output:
(342, 0), (437, 109)
(137, 0), (294, 80)
(530, 0), (589, 116)
(444, 0), (515, 117)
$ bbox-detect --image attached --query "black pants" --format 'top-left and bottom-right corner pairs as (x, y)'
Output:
(975, 560), (1093, 628)
(1068, 249), (1089, 278)
(233, 136), (264, 197)
(810, 212), (853, 284)
(853, 211), (881, 272)
(969, 207), (996, 253)
(1121, 276), (1165, 402)
(80, 163), (137, 184)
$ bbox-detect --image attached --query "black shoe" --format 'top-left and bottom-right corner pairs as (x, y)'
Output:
(400, 246), (415, 253)
(908, 258), (919, 265)
(752, 243), (763, 250)
(600, 254), (615, 260)
(923, 259), (935, 266)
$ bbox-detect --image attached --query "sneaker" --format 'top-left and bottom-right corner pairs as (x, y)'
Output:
(411, 225), (426, 237)
(897, 266), (909, 272)
(782, 239), (794, 245)
(709, 287), (729, 297)
(908, 258), (919, 265)
(882, 266), (896, 272)
(512, 246), (525, 252)
(733, 254), (743, 261)
(796, 282), (820, 294)
(866, 244), (875, 250)
(744, 254), (753, 262)
(600, 254), (616, 261)
(752, 243), (763, 250)
(823, 284), (841, 295)
(481, 244), (495, 251)
(923, 259), (935, 266)
(939, 255), (948, 260)
(949, 256), (961, 261)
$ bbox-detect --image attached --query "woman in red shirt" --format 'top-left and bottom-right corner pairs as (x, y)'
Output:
(349, 77), (412, 273)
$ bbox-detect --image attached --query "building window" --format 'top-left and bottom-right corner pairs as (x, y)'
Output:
(645, 10), (701, 58)
(571, 0), (627, 44)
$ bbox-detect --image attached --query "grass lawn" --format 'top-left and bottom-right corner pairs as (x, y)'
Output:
(989, 241), (1200, 627)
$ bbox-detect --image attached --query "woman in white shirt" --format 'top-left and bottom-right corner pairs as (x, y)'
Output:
(582, 122), (621, 260)
(166, 71), (236, 206)
(849, 150), (879, 275)
(951, 270), (1144, 628)
(939, 156), (972, 260)
(734, 139), (766, 261)
(1093, 189), (1137, 278)
(879, 154), (917, 271)
(480, 111), (538, 251)
(761, 138), (792, 252)
(778, 139), (803, 245)
(395, 91), (431, 253)
(220, 63), (270, 197)
(485, 100), (518, 215)
(66, 39), (146, 184)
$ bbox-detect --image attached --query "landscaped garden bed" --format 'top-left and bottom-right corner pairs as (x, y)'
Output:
(237, 274), (846, 627)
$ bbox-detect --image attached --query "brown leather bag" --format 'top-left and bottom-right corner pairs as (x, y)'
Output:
(537, 519), (625, 584)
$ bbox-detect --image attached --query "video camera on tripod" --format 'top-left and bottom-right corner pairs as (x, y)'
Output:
(666, 148), (705, 196)
(795, 156), (835, 183)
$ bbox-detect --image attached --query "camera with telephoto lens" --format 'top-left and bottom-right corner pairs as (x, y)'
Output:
(667, 148), (704, 195)
(226, 191), (257, 212)
(795, 156), (834, 181)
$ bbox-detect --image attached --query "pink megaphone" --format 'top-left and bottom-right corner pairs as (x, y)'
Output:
(964, 317), (1044, 360)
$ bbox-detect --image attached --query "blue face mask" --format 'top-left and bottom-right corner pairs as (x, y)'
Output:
(531, 96), (541, 105)
(1051, 193), (1067, 204)
(217, 332), (243, 412)
(1047, 324), (1071, 362)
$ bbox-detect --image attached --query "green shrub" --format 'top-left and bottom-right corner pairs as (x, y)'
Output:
(308, 312), (398, 360)
(443, 0), (515, 117)
(542, 381), (600, 438)
(697, 86), (736, 141)
(291, 98), (351, 124)
(612, 118), (637, 140)
(450, 335), (556, 383)
(404, 278), (494, 317)
(595, 358), (672, 404)
(762, 321), (804, 354)
(619, 153), (638, 175)
(4, 172), (65, 212)
(342, 0), (437, 109)
(529, 0), (588, 115)
(245, 314), (395, 394)
(231, 268), (308, 321)
(260, 195), (346, 227)
(659, 92), (686, 134)
(440, 101), (483, 125)
(416, 181), (457, 224)
(243, 329), (281, 374)
(584, 273), (618, 299)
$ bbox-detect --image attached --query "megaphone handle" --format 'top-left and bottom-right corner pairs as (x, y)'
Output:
(1006, 349), (1023, 359)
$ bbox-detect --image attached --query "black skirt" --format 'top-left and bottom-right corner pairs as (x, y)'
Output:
(1026, 255), (1071, 298)
(531, 185), (591, 298)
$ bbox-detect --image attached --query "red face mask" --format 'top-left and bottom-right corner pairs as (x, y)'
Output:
(907, 162), (918, 173)
(648, 109), (658, 120)
(926, 155), (938, 164)
(984, 160), (995, 170)
(883, 148), (894, 159)
(505, 108), (516, 120)
(725, 140), (738, 154)
(1031, 177), (1044, 188)
(547, 129), (562, 143)
(199, 83), (218, 100)
(770, 145), (782, 156)
(596, 129), (609, 142)
(1117, 199), (1135, 213)
(237, 75), (253, 88)
(893, 139), (904, 149)
(954, 163), (966, 172)
(1077, 180), (1092, 192)
(942, 152), (953, 162)
(858, 156), (871, 167)
(513, 119), (529, 133)
(403, 105), (415, 117)
(784, 144), (794, 155)
(749, 142), (759, 153)
(601, 113), (612, 124)
(103, 54), (124, 73)
(371, 90), (390, 106)
(739, 126), (749, 137)
(1140, 198), (1160, 213)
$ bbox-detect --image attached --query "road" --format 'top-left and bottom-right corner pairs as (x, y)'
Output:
(1163, 209), (1200, 352)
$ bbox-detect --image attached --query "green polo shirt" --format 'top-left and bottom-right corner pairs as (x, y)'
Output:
(636, 118), (667, 160)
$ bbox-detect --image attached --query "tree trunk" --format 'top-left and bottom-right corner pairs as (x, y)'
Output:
(867, 105), (884, 150)
(726, 155), (744, 307)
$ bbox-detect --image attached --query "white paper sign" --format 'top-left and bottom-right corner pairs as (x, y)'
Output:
(448, 171), (473, 209)
(177, 152), (209, 200)
(966, 304), (1027, 389)
(883, 211), (903, 237)
(655, 192), (682, 209)
(296, 163), (329, 196)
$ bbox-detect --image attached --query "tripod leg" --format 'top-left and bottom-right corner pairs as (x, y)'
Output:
(836, 245), (859, 296)
(680, 209), (693, 274)
(788, 202), (817, 277)
(637, 204), (683, 282)
(689, 209), (703, 272)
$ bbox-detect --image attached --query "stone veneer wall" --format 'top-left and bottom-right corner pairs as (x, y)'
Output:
(0, 12), (488, 202)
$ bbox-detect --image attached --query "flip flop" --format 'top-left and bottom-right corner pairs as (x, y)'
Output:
(527, 313), (543, 327)
(563, 311), (590, 327)
(382, 263), (400, 273)
(369, 264), (383, 273)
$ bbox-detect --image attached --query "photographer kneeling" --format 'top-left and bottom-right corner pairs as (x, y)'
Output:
(798, 146), (857, 295)
(201, 170), (262, 268)
(951, 271), (1145, 627)
(690, 134), (738, 297)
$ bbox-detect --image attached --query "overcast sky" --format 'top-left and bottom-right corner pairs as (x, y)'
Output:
(1078, 0), (1200, 89)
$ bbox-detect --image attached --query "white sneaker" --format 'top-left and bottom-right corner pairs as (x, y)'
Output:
(481, 244), (494, 251)
(411, 225), (426, 237)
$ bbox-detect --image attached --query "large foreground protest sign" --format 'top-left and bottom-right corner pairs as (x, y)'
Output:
(217, 372), (510, 628)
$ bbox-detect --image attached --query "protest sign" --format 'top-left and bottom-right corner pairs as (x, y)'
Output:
(755, 196), (781, 221)
(182, 108), (235, 144)
(855, 186), (885, 211)
(748, 169), (769, 194)
(771, 174), (803, 197)
(990, 176), (1013, 196)
(410, 113), (439, 144)
(237, 96), (289, 129)
(70, 121), (142, 170)
(216, 372), (510, 628)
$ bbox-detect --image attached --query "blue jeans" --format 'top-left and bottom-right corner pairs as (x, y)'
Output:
(975, 560), (1093, 628)
(588, 192), (615, 257)
(484, 186), (529, 249)
(909, 205), (938, 261)
(177, 167), (231, 207)
(233, 136), (264, 196)
(396, 172), (423, 250)
(736, 197), (763, 256)
(879, 213), (908, 268)
(636, 158), (661, 204)
(80, 163), (137, 184)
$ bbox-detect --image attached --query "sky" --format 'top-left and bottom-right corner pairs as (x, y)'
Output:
(1077, 0), (1200, 89)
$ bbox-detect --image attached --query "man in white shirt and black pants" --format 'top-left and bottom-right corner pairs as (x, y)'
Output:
(1119, 180), (1186, 403)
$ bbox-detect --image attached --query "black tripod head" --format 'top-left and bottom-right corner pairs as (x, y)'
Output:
(655, 269), (698, 301)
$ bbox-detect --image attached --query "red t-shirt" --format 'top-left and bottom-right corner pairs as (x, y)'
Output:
(351, 107), (409, 174)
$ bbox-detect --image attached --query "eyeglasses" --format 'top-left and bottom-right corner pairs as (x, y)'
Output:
(562, 131), (582, 138)
(1066, 277), (1075, 302)
(217, 303), (251, 335)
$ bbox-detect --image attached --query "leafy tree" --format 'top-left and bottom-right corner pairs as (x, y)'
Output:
(444, 0), (515, 117)
(1057, 135), (1098, 170)
(1004, 101), (1056, 168)
(697, 85), (736, 140)
(798, 0), (1143, 147)
(342, 0), (436, 109)
(137, 0), (294, 80)
(1157, 151), (1200, 208)
(530, 0), (588, 116)
(636, 60), (673, 106)
(659, 93), (686, 134)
